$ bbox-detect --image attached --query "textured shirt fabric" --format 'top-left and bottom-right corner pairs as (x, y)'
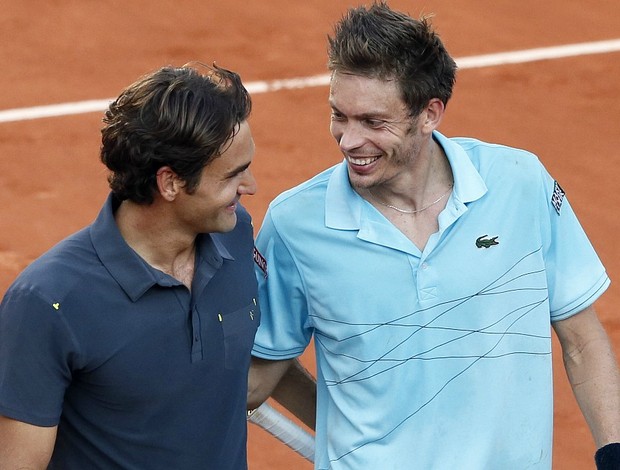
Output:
(252, 132), (609, 469)
(0, 193), (260, 469)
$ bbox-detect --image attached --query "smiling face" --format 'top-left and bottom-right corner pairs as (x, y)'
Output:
(175, 120), (257, 234)
(329, 72), (429, 193)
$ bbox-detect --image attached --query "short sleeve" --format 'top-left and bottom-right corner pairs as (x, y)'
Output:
(0, 283), (75, 426)
(539, 168), (610, 321)
(252, 210), (313, 359)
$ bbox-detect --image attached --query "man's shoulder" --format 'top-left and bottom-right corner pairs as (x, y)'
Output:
(257, 165), (339, 240)
(269, 164), (337, 211)
(6, 227), (99, 303)
(443, 135), (545, 187)
(450, 136), (541, 166)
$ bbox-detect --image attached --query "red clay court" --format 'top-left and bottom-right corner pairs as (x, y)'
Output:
(1, 1), (619, 468)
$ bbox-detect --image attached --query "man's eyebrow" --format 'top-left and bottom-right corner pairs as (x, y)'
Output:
(330, 107), (388, 121)
(224, 162), (251, 178)
(329, 99), (389, 120)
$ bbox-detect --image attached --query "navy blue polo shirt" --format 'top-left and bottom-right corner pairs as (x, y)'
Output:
(0, 194), (260, 469)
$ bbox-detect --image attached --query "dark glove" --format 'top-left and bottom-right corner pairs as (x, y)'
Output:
(595, 443), (620, 470)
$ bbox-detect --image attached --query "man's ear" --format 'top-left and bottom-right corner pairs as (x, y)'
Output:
(421, 98), (445, 134)
(156, 166), (181, 201)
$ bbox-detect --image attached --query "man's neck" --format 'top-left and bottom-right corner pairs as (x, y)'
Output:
(115, 199), (197, 289)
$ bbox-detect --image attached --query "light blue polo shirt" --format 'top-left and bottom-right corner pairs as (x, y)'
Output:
(252, 132), (609, 469)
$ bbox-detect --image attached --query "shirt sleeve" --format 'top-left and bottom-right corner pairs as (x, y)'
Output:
(252, 210), (313, 359)
(0, 282), (74, 426)
(539, 166), (610, 321)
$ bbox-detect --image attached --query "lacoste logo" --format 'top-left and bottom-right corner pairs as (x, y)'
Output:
(476, 235), (499, 249)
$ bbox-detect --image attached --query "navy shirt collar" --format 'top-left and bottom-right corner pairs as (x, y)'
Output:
(90, 193), (233, 302)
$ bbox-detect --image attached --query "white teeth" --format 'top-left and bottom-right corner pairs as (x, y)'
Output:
(347, 156), (379, 166)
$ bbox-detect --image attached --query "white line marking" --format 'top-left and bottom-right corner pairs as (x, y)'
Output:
(1, 39), (619, 124)
(0, 100), (115, 123)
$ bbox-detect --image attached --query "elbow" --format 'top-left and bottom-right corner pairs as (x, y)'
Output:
(246, 359), (275, 410)
(247, 357), (294, 410)
(247, 380), (269, 411)
(247, 396), (264, 412)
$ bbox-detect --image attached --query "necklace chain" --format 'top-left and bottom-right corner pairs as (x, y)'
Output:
(371, 184), (453, 214)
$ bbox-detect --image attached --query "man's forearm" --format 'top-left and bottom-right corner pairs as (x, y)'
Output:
(247, 357), (294, 410)
(272, 359), (317, 430)
(566, 333), (620, 447)
(556, 307), (620, 448)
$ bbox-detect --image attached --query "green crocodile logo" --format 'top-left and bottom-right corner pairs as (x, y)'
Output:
(476, 235), (499, 249)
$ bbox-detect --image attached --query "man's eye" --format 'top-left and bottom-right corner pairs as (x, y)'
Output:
(330, 112), (345, 121)
(365, 119), (383, 128)
(228, 167), (249, 179)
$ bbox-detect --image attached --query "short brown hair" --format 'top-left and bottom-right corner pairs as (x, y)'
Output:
(328, 2), (457, 116)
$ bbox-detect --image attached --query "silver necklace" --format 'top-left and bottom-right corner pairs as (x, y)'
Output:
(371, 184), (453, 214)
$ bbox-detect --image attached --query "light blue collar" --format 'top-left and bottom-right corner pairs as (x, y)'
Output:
(325, 131), (487, 231)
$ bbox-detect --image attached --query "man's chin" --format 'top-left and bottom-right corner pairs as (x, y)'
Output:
(217, 214), (238, 233)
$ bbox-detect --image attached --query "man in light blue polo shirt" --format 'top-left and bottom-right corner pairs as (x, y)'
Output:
(247, 3), (620, 469)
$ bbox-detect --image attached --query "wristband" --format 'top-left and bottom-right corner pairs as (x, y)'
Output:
(595, 443), (620, 470)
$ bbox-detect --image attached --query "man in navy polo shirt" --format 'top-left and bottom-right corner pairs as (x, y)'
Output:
(0, 63), (259, 469)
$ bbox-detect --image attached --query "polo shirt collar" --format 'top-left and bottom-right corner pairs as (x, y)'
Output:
(90, 193), (232, 302)
(325, 163), (363, 230)
(325, 131), (487, 232)
(433, 131), (487, 205)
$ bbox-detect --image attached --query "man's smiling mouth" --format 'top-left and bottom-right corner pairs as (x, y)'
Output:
(346, 155), (379, 166)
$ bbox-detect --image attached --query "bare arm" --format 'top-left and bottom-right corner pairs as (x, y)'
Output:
(0, 415), (57, 469)
(553, 305), (620, 448)
(248, 357), (317, 430)
(271, 359), (317, 430)
(248, 357), (294, 410)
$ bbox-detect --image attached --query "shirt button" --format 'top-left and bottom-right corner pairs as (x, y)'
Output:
(421, 263), (429, 270)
